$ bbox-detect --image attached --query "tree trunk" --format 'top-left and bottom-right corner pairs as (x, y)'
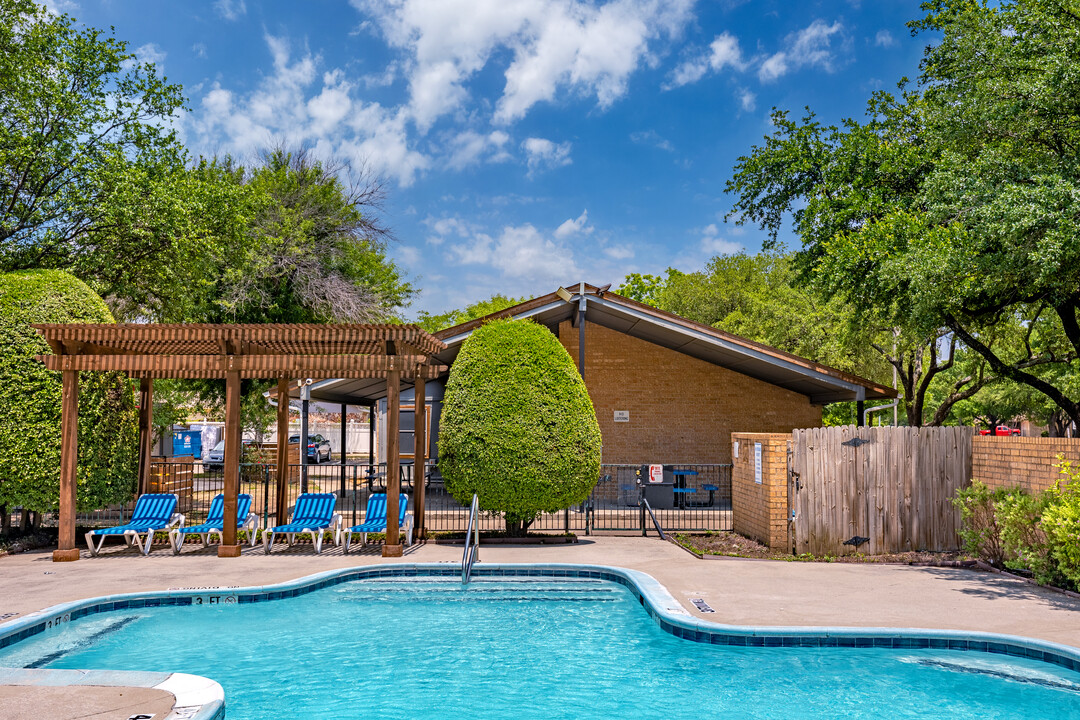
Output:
(20, 508), (30, 533)
(504, 516), (534, 537)
(0, 504), (8, 536)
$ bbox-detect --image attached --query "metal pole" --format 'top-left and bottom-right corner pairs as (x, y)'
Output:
(300, 382), (310, 493)
(340, 402), (347, 512)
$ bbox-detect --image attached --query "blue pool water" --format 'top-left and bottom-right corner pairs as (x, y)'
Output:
(2, 577), (1079, 719)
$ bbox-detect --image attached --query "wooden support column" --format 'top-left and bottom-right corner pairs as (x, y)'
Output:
(136, 378), (153, 496)
(383, 367), (402, 557)
(219, 369), (242, 557)
(275, 379), (290, 524)
(414, 372), (427, 540)
(53, 369), (80, 562)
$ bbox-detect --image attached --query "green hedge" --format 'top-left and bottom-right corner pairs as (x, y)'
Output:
(439, 319), (602, 535)
(0, 270), (138, 513)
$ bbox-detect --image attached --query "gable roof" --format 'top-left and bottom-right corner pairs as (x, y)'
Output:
(432, 283), (895, 405)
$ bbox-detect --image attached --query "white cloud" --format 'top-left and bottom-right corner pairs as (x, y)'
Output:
(42, 0), (79, 14)
(629, 130), (674, 152)
(665, 31), (745, 89)
(192, 42), (208, 59)
(699, 223), (741, 255)
(444, 130), (511, 170)
(132, 43), (166, 68)
(447, 223), (578, 281)
(522, 137), (572, 175)
(759, 19), (846, 82)
(355, 0), (695, 131)
(603, 244), (634, 260)
(554, 210), (592, 239)
(215, 0), (247, 21)
(875, 29), (897, 48)
(738, 88), (756, 112)
(189, 34), (428, 187)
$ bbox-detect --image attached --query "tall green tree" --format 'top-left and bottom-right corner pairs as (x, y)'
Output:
(726, 0), (1080, 428)
(0, 0), (187, 292)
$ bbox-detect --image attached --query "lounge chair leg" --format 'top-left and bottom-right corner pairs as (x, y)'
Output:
(313, 530), (322, 554)
(171, 531), (183, 555)
(362, 532), (367, 546)
(85, 532), (98, 557)
(143, 531), (154, 556)
(343, 533), (350, 554)
(264, 531), (274, 555)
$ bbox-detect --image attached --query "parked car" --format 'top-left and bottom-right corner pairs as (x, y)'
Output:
(290, 433), (332, 463)
(203, 439), (256, 471)
(978, 425), (1021, 436)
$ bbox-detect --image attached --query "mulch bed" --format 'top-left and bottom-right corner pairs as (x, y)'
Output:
(675, 531), (975, 566)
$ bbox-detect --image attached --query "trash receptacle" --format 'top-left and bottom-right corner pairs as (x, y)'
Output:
(637, 463), (674, 509)
(172, 430), (202, 459)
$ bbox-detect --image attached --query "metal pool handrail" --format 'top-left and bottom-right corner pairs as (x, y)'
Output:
(641, 498), (667, 541)
(462, 493), (480, 583)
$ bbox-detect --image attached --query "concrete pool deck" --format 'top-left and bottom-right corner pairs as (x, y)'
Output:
(3, 535), (1079, 650)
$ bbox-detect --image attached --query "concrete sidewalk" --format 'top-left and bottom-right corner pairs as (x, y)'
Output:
(2, 536), (1079, 649)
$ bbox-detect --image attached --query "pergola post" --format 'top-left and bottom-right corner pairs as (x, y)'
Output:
(219, 369), (242, 557)
(275, 378), (290, 524)
(383, 367), (402, 556)
(136, 378), (153, 496)
(53, 369), (80, 562)
(414, 371), (427, 540)
(340, 403), (347, 504)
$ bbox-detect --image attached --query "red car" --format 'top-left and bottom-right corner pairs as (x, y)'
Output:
(978, 425), (1021, 436)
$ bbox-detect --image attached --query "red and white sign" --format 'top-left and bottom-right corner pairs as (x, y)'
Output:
(648, 464), (664, 483)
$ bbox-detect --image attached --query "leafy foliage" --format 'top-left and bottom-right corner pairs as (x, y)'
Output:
(726, 0), (1080, 426)
(1042, 458), (1080, 588)
(417, 293), (528, 333)
(952, 481), (1013, 568)
(0, 270), (137, 513)
(439, 319), (602, 535)
(0, 0), (187, 289)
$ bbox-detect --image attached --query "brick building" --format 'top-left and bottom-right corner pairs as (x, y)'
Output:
(300, 283), (893, 466)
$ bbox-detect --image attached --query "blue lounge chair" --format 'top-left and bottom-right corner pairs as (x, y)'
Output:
(168, 493), (259, 554)
(263, 492), (341, 554)
(343, 493), (412, 553)
(84, 493), (183, 557)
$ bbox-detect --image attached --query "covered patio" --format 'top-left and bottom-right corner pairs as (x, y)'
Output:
(33, 323), (446, 561)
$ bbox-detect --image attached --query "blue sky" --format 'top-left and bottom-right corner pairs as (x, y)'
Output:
(51, 0), (928, 318)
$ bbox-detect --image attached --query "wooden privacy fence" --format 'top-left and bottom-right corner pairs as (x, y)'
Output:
(789, 426), (973, 555)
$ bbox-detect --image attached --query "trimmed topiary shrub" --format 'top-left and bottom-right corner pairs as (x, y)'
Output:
(0, 270), (139, 516)
(439, 318), (602, 536)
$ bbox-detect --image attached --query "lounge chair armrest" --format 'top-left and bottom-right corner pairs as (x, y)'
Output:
(245, 512), (260, 528)
(169, 513), (185, 528)
(331, 513), (343, 545)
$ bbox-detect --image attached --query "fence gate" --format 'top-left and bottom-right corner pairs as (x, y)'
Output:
(789, 426), (973, 555)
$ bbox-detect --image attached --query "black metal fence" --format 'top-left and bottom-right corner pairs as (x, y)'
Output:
(16, 461), (732, 535)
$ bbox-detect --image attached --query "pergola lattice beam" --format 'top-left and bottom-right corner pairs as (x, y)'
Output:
(36, 353), (447, 379)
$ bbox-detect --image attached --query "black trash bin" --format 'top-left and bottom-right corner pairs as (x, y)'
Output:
(637, 463), (674, 509)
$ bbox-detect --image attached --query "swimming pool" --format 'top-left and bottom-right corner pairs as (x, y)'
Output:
(1, 565), (1079, 719)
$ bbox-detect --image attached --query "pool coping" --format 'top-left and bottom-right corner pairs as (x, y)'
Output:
(0, 667), (225, 720)
(2, 561), (1079, 704)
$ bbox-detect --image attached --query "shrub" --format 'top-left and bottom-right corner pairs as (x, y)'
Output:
(1042, 458), (1080, 589)
(0, 270), (138, 514)
(952, 480), (1013, 568)
(439, 319), (602, 536)
(996, 490), (1059, 586)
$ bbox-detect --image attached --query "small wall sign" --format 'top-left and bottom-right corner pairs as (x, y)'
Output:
(648, 464), (664, 483)
(754, 442), (763, 484)
(613, 410), (629, 423)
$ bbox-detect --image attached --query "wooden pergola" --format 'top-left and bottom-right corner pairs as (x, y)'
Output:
(33, 323), (447, 561)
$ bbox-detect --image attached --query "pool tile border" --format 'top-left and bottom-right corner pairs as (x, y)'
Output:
(2, 562), (1080, 683)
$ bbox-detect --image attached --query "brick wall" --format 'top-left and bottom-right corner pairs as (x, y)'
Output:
(731, 432), (790, 550)
(972, 436), (1080, 493)
(559, 320), (822, 464)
